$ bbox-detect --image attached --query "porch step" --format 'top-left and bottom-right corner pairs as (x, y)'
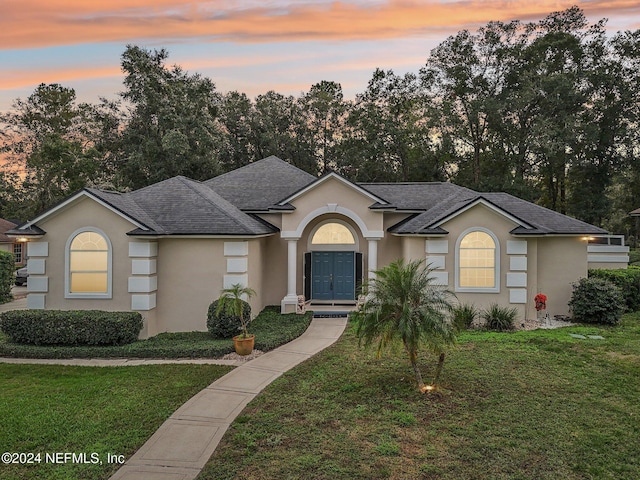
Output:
(312, 311), (352, 318)
(308, 301), (356, 306)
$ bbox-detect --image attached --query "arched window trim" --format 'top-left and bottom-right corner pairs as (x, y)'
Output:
(307, 219), (359, 251)
(65, 227), (113, 299)
(455, 227), (500, 293)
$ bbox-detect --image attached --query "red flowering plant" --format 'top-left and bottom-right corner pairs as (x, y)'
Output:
(534, 293), (547, 311)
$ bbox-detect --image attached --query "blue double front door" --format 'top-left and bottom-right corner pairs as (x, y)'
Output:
(311, 251), (355, 301)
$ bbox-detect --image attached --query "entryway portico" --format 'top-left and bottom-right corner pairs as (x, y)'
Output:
(279, 173), (386, 313)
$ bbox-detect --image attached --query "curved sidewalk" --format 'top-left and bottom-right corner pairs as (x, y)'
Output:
(109, 316), (348, 480)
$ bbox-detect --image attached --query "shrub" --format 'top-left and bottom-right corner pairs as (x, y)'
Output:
(628, 249), (640, 265)
(451, 303), (478, 331)
(481, 304), (517, 331)
(589, 267), (640, 312)
(0, 310), (143, 345)
(207, 298), (251, 338)
(0, 306), (313, 359)
(569, 277), (624, 325)
(0, 250), (14, 303)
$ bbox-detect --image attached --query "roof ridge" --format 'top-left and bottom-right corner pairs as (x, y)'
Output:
(176, 176), (267, 233)
(207, 156), (314, 183)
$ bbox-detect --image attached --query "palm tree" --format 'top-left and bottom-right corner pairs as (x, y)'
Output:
(353, 259), (456, 392)
(215, 283), (256, 338)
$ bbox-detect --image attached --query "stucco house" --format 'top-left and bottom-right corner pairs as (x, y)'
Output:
(7, 156), (627, 337)
(0, 218), (27, 266)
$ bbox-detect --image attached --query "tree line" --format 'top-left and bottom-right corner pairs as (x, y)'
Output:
(1, 7), (639, 241)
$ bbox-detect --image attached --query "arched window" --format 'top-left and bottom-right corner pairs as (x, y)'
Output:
(311, 222), (356, 245)
(456, 228), (499, 292)
(308, 220), (358, 251)
(65, 228), (112, 298)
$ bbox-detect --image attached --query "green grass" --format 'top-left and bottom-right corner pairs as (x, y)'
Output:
(0, 363), (233, 480)
(0, 306), (312, 359)
(198, 313), (640, 480)
(0, 307), (313, 479)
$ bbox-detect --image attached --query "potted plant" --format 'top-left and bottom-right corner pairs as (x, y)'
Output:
(216, 283), (257, 355)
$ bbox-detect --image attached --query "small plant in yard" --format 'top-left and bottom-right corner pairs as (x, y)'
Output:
(451, 303), (478, 332)
(569, 277), (624, 325)
(214, 284), (256, 339)
(207, 299), (251, 338)
(352, 259), (456, 392)
(481, 304), (518, 331)
(215, 283), (257, 355)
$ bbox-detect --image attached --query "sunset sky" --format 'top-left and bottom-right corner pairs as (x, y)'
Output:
(2, 0), (640, 112)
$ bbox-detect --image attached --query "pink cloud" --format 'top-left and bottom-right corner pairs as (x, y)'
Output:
(0, 66), (122, 91)
(2, 1), (639, 50)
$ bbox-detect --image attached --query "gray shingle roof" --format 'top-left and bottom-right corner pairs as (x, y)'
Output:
(18, 156), (607, 237)
(0, 218), (17, 243)
(481, 193), (607, 235)
(205, 155), (317, 210)
(89, 176), (276, 236)
(386, 191), (607, 235)
(86, 188), (163, 232)
(362, 182), (475, 210)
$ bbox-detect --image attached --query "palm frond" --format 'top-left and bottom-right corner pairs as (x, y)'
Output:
(353, 258), (457, 388)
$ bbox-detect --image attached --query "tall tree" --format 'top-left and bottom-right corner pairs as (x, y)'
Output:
(251, 91), (312, 171)
(600, 29), (640, 238)
(0, 83), (105, 218)
(116, 45), (223, 189)
(345, 69), (445, 182)
(421, 21), (517, 188)
(219, 91), (255, 171)
(297, 81), (350, 175)
(565, 23), (635, 225)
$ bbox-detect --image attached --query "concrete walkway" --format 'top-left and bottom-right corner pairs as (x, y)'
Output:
(0, 296), (27, 312)
(108, 316), (348, 480)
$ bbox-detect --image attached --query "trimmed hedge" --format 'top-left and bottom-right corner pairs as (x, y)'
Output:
(589, 266), (640, 312)
(0, 306), (313, 359)
(569, 277), (624, 325)
(0, 250), (14, 303)
(0, 310), (143, 346)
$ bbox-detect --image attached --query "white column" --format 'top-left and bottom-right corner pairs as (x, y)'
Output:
(368, 238), (379, 281)
(287, 239), (297, 297)
(281, 238), (300, 313)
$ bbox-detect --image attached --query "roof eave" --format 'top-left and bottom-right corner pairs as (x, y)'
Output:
(5, 225), (47, 239)
(126, 230), (277, 239)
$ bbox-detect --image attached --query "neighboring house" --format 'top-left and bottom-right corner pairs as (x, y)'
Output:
(0, 218), (27, 266)
(7, 156), (626, 338)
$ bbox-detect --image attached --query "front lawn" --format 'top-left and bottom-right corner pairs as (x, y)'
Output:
(199, 313), (640, 480)
(0, 363), (232, 480)
(0, 306), (312, 359)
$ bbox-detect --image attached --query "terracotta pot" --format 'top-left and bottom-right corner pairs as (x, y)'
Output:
(233, 334), (255, 356)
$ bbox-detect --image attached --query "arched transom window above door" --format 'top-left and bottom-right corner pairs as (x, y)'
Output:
(309, 221), (358, 250)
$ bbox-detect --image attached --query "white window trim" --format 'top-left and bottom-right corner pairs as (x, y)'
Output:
(65, 227), (113, 299)
(455, 227), (500, 293)
(307, 219), (359, 251)
(13, 243), (23, 264)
